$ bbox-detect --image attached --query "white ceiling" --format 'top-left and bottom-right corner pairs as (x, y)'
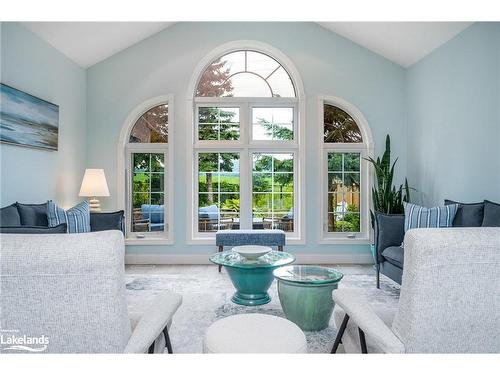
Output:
(22, 22), (473, 69)
(318, 22), (473, 67)
(22, 22), (174, 68)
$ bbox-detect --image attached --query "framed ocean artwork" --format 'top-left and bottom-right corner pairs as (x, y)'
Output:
(0, 83), (59, 151)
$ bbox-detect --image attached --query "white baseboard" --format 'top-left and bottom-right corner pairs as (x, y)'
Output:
(125, 253), (374, 265)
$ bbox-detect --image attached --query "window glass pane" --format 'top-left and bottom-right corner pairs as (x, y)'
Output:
(221, 51), (246, 76)
(324, 104), (362, 143)
(252, 108), (294, 141)
(252, 153), (294, 232)
(246, 51), (280, 78)
(198, 153), (240, 232)
(266, 67), (296, 98)
(326, 152), (361, 233)
(230, 73), (272, 97)
(196, 50), (296, 98)
(129, 104), (168, 143)
(131, 153), (166, 233)
(198, 107), (240, 141)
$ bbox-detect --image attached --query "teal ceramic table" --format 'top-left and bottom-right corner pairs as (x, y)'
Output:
(209, 250), (295, 306)
(273, 265), (343, 331)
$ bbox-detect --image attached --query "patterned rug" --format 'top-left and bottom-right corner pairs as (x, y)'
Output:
(125, 264), (400, 353)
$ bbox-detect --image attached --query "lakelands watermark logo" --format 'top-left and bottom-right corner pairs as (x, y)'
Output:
(0, 329), (49, 352)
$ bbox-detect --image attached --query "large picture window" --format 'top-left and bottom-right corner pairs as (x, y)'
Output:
(190, 46), (303, 242)
(320, 98), (372, 242)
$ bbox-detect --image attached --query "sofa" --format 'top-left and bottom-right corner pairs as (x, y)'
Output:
(0, 202), (124, 234)
(375, 199), (500, 287)
(0, 230), (182, 353)
(333, 227), (500, 353)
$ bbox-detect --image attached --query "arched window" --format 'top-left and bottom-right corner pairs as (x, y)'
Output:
(196, 50), (295, 98)
(189, 44), (304, 242)
(320, 97), (372, 243)
(119, 98), (173, 243)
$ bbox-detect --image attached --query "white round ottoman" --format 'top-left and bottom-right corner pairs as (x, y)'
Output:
(203, 313), (307, 353)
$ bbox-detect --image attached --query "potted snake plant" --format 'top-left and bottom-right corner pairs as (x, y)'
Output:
(365, 135), (411, 262)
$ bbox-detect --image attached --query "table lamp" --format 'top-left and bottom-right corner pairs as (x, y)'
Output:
(79, 168), (110, 212)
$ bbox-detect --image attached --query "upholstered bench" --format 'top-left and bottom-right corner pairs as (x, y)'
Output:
(215, 229), (286, 272)
(203, 314), (307, 353)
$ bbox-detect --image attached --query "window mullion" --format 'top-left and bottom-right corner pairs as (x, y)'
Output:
(239, 150), (251, 230)
(239, 102), (251, 229)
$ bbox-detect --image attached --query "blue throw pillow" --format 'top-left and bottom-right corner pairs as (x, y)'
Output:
(404, 202), (458, 232)
(47, 200), (91, 233)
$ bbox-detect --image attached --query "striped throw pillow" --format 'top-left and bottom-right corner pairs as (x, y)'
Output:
(47, 200), (91, 233)
(403, 202), (458, 232)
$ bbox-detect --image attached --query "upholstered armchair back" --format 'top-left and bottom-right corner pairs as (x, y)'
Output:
(0, 230), (131, 353)
(392, 228), (500, 353)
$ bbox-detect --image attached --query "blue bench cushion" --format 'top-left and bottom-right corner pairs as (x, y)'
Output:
(382, 246), (404, 269)
(216, 229), (286, 247)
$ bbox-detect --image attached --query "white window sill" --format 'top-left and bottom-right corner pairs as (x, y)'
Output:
(125, 237), (173, 246)
(318, 236), (371, 245)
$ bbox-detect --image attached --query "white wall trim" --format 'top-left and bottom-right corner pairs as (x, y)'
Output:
(125, 253), (374, 265)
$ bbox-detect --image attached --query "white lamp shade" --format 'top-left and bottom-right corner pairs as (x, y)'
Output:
(79, 169), (110, 197)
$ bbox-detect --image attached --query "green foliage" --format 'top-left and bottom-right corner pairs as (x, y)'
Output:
(365, 135), (411, 221)
(221, 198), (240, 212)
(335, 220), (355, 232)
(323, 105), (362, 143)
(343, 204), (360, 232)
(257, 118), (293, 140)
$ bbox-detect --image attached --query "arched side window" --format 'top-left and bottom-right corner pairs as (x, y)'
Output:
(189, 44), (304, 243)
(119, 97), (173, 244)
(320, 97), (373, 243)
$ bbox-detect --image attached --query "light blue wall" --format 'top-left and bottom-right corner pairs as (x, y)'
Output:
(87, 22), (407, 256)
(407, 22), (500, 206)
(0, 22), (87, 208)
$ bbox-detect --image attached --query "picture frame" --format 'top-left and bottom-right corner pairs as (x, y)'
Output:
(0, 83), (59, 151)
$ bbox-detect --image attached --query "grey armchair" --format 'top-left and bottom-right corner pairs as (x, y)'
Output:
(374, 212), (405, 287)
(0, 230), (182, 353)
(332, 227), (500, 353)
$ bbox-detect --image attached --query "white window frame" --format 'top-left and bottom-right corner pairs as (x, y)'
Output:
(318, 96), (374, 244)
(117, 95), (174, 245)
(186, 41), (305, 245)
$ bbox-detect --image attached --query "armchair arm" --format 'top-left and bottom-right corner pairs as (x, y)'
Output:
(374, 212), (405, 263)
(124, 291), (182, 353)
(333, 289), (405, 353)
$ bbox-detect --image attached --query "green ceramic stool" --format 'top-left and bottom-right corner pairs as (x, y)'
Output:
(273, 265), (343, 331)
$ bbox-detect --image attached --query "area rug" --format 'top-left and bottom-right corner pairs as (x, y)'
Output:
(125, 264), (400, 353)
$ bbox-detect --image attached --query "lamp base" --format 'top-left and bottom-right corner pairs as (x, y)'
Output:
(88, 198), (101, 212)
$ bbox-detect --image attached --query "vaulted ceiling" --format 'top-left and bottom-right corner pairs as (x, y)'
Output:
(22, 22), (472, 68)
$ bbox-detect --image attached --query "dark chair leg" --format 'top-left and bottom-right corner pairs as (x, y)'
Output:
(148, 342), (155, 354)
(218, 245), (223, 273)
(278, 245), (283, 252)
(331, 314), (349, 353)
(358, 327), (368, 354)
(163, 326), (173, 354)
(376, 263), (380, 289)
